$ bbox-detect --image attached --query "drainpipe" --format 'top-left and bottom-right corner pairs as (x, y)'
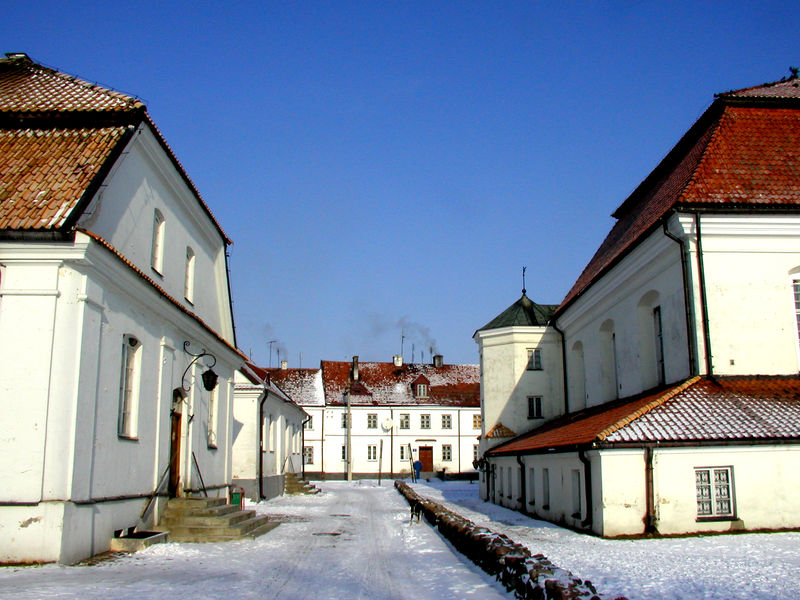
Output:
(693, 212), (713, 376)
(516, 455), (526, 513)
(258, 388), (268, 500)
(578, 448), (593, 528)
(662, 215), (697, 376)
(643, 446), (656, 534)
(551, 321), (570, 414)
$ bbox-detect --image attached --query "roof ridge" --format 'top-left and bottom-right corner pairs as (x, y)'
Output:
(596, 375), (702, 441)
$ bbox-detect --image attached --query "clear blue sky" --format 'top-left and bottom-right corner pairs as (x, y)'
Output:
(4, 2), (798, 367)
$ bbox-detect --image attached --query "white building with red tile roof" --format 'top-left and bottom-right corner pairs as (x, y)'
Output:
(251, 355), (482, 480)
(0, 54), (243, 563)
(477, 72), (800, 536)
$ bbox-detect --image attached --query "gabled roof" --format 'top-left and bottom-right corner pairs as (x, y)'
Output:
(320, 360), (480, 407)
(559, 73), (800, 311)
(0, 53), (230, 242)
(484, 422), (517, 439)
(488, 376), (800, 456)
(254, 366), (324, 406)
(477, 292), (557, 332)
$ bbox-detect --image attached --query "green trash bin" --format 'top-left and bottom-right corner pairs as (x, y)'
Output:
(231, 489), (242, 508)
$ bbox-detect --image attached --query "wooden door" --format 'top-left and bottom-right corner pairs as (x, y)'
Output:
(419, 446), (433, 472)
(168, 409), (182, 497)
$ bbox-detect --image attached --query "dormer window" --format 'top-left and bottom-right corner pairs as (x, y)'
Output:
(411, 375), (430, 398)
(416, 383), (428, 398)
(151, 209), (165, 275)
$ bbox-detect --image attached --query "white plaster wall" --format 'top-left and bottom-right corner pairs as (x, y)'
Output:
(75, 125), (234, 343)
(475, 326), (564, 440)
(558, 230), (689, 406)
(595, 449), (648, 537)
(652, 445), (800, 535)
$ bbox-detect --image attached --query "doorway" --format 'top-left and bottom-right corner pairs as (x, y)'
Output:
(419, 446), (433, 472)
(169, 389), (184, 497)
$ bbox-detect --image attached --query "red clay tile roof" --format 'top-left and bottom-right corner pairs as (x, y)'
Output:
(320, 360), (480, 407)
(0, 126), (131, 230)
(718, 75), (800, 100)
(255, 367), (324, 406)
(559, 81), (800, 310)
(488, 376), (800, 456)
(0, 53), (230, 242)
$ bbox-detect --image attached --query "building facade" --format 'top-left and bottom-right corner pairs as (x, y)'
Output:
(0, 54), (243, 563)
(476, 74), (800, 537)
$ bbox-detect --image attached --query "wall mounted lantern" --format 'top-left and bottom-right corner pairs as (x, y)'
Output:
(181, 341), (219, 392)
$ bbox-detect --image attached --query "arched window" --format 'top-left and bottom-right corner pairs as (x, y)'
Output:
(184, 246), (195, 303)
(151, 209), (165, 274)
(570, 341), (586, 410)
(599, 319), (618, 401)
(637, 291), (663, 389)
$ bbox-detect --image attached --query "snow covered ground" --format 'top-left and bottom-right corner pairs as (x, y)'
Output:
(411, 480), (800, 600)
(2, 480), (797, 600)
(0, 481), (510, 600)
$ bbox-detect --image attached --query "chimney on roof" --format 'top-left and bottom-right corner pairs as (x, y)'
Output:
(352, 355), (359, 381)
(433, 354), (443, 368)
(281, 360), (288, 370)
(393, 355), (403, 367)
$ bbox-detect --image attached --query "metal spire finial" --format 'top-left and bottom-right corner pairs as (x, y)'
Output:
(522, 266), (527, 295)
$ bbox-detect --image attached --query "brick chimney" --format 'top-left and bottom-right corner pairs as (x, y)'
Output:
(433, 354), (443, 368)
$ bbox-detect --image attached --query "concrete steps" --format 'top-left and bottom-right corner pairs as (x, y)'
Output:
(157, 497), (279, 542)
(284, 472), (321, 495)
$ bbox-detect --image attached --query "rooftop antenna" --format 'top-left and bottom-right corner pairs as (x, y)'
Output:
(412, 343), (415, 364)
(522, 265), (527, 295)
(401, 329), (405, 361)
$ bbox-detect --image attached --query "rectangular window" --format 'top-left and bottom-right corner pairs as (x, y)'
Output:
(367, 413), (378, 429)
(341, 413), (349, 429)
(399, 413), (410, 429)
(416, 383), (428, 397)
(695, 467), (734, 518)
(527, 396), (543, 419)
(653, 306), (665, 385)
(473, 414), (481, 429)
(303, 446), (313, 465)
(442, 444), (452, 461)
(367, 444), (377, 461)
(118, 335), (141, 439)
(207, 387), (218, 448)
(420, 414), (431, 429)
(184, 246), (195, 303)
(341, 445), (347, 461)
(305, 416), (313, 430)
(542, 468), (550, 508)
(473, 445), (479, 462)
(506, 467), (512, 498)
(571, 469), (581, 517)
(151, 210), (165, 274)
(441, 414), (452, 429)
(528, 467), (535, 505)
(527, 348), (542, 370)
(400, 446), (406, 460)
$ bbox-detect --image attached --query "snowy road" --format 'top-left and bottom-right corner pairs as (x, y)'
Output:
(0, 481), (510, 600)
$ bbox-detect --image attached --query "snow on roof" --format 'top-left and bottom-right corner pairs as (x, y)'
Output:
(321, 360), (480, 407)
(251, 365), (324, 406)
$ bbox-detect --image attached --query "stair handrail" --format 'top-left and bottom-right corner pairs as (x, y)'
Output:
(138, 460), (172, 526)
(191, 451), (209, 497)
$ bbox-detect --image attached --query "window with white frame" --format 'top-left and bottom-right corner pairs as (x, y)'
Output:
(695, 467), (734, 518)
(473, 414), (481, 429)
(399, 413), (410, 429)
(341, 412), (349, 429)
(184, 246), (195, 303)
(118, 335), (141, 438)
(303, 446), (313, 465)
(367, 413), (378, 429)
(367, 444), (377, 461)
(305, 415), (313, 430)
(420, 414), (431, 429)
(400, 446), (407, 460)
(341, 445), (347, 461)
(151, 209), (165, 274)
(442, 444), (452, 461)
(473, 445), (479, 462)
(527, 348), (542, 370)
(207, 386), (218, 448)
(441, 414), (452, 429)
(527, 396), (543, 419)
(416, 383), (428, 397)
